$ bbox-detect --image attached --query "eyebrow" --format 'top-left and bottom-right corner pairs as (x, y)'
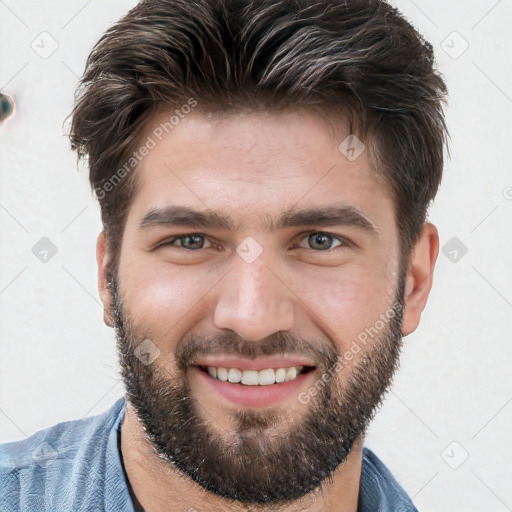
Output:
(139, 205), (380, 236)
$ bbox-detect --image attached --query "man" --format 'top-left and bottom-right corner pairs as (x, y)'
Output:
(0, 0), (447, 510)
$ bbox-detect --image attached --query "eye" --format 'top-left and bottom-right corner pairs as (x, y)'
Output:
(157, 232), (350, 253)
(300, 232), (350, 251)
(160, 233), (213, 250)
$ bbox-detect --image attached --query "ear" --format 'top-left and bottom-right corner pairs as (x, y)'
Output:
(401, 222), (439, 336)
(96, 231), (114, 327)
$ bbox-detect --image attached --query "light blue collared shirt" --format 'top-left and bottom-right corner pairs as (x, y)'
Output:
(0, 397), (418, 511)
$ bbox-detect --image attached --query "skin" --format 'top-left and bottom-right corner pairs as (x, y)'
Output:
(96, 106), (439, 511)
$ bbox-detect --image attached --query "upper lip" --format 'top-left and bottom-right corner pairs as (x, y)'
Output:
(194, 356), (316, 371)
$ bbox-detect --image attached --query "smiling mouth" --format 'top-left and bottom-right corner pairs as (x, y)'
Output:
(197, 365), (315, 386)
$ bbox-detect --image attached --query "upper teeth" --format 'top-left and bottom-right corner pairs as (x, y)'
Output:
(206, 366), (304, 385)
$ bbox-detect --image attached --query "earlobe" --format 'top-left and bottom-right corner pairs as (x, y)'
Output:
(96, 231), (114, 327)
(401, 222), (439, 336)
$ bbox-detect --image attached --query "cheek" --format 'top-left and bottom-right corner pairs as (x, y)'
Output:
(119, 263), (216, 343)
(291, 266), (396, 349)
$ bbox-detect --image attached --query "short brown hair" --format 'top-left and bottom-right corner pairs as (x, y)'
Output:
(68, 0), (448, 270)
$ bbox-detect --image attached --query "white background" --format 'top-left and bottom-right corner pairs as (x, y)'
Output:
(1, 1), (511, 510)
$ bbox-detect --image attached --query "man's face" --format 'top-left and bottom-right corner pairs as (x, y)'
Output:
(108, 107), (406, 504)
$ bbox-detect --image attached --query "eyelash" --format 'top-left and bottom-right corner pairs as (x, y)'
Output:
(158, 232), (352, 252)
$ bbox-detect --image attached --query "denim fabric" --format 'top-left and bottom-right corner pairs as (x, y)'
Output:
(1, 397), (417, 511)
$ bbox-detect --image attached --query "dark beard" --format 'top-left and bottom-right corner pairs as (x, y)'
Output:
(110, 272), (405, 507)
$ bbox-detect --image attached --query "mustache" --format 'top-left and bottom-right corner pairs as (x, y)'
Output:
(110, 281), (339, 374)
(175, 330), (339, 373)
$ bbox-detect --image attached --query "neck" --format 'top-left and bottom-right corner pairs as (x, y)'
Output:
(120, 400), (363, 512)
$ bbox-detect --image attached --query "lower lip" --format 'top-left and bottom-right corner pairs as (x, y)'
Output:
(196, 367), (315, 408)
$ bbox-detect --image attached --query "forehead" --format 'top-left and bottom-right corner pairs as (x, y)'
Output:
(128, 107), (394, 233)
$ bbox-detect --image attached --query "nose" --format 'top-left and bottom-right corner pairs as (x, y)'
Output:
(213, 252), (295, 341)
